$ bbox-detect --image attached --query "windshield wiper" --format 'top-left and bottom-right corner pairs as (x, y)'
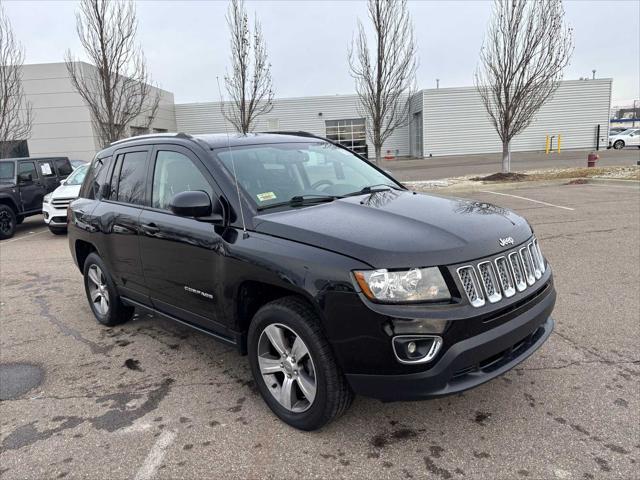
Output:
(344, 183), (404, 197)
(257, 194), (341, 211)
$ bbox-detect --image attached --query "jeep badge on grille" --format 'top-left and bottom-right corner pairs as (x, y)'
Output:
(499, 237), (515, 247)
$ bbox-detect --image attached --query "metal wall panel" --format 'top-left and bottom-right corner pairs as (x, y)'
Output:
(421, 79), (612, 156)
(176, 94), (412, 158)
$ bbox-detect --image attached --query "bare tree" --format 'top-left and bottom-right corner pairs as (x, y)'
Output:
(223, 0), (274, 134)
(349, 0), (417, 164)
(0, 3), (32, 158)
(65, 0), (160, 148)
(475, 0), (573, 173)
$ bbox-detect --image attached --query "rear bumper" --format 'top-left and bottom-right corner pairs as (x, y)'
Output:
(346, 286), (555, 401)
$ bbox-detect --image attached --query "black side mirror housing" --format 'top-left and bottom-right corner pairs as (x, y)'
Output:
(170, 191), (224, 224)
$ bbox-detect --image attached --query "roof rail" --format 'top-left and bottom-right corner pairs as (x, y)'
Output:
(263, 130), (327, 140)
(109, 132), (193, 147)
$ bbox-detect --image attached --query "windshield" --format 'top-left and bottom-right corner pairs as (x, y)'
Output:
(0, 162), (15, 182)
(64, 164), (88, 185)
(617, 129), (637, 136)
(216, 142), (401, 209)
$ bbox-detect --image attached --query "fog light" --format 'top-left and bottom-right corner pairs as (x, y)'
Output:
(392, 335), (442, 364)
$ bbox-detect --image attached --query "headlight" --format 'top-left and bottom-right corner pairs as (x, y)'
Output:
(43, 193), (52, 204)
(353, 267), (450, 303)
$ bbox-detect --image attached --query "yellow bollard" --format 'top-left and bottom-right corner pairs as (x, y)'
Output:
(557, 134), (562, 153)
(545, 135), (550, 154)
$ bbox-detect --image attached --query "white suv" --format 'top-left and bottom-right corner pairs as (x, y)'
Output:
(608, 128), (640, 150)
(42, 164), (88, 234)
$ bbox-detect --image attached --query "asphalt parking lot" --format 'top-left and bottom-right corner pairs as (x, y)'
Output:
(1, 181), (639, 479)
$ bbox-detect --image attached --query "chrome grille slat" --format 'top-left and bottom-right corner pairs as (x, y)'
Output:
(478, 261), (502, 303)
(456, 266), (485, 308)
(494, 256), (515, 298)
(457, 237), (546, 308)
(519, 247), (536, 285)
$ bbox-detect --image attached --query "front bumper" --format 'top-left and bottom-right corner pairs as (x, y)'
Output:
(345, 283), (555, 401)
(42, 203), (67, 227)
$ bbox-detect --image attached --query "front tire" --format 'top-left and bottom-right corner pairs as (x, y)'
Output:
(0, 205), (16, 240)
(613, 140), (625, 149)
(248, 297), (353, 431)
(83, 253), (134, 326)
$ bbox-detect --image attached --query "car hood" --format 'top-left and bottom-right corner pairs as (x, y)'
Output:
(51, 184), (81, 199)
(253, 190), (533, 267)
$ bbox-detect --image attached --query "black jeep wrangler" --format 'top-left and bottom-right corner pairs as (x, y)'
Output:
(0, 156), (73, 239)
(68, 133), (555, 430)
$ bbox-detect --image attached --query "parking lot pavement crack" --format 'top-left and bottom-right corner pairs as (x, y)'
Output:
(34, 296), (113, 355)
(516, 359), (640, 372)
(552, 330), (624, 362)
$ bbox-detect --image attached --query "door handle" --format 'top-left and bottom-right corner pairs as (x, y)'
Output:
(141, 222), (160, 234)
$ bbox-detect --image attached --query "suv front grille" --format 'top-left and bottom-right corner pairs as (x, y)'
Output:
(456, 238), (545, 308)
(52, 197), (75, 208)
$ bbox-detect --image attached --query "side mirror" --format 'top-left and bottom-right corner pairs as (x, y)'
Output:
(170, 191), (224, 224)
(18, 172), (33, 183)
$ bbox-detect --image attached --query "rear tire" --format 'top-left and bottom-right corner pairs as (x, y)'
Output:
(0, 205), (16, 240)
(83, 253), (134, 326)
(248, 296), (353, 431)
(613, 140), (625, 149)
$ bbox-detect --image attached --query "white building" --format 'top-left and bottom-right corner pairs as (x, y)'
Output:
(7, 62), (612, 161)
(13, 62), (175, 160)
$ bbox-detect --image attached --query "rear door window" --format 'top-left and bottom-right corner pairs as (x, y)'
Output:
(0, 162), (15, 181)
(38, 160), (55, 177)
(112, 151), (149, 205)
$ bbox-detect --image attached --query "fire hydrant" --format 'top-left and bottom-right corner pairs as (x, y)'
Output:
(587, 152), (599, 167)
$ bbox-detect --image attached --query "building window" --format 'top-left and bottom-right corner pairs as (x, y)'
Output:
(325, 118), (367, 156)
(130, 126), (149, 137)
(0, 140), (29, 159)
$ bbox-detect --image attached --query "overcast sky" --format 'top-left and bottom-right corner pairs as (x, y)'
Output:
(5, 0), (639, 106)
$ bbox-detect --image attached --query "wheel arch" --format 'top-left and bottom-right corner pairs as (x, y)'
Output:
(234, 280), (325, 354)
(0, 196), (19, 213)
(75, 239), (98, 272)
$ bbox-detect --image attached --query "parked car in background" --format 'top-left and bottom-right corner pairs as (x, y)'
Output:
(71, 159), (88, 169)
(43, 163), (89, 234)
(0, 156), (73, 239)
(68, 132), (555, 430)
(608, 128), (640, 149)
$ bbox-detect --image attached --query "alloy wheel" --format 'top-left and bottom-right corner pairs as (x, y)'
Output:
(257, 323), (317, 413)
(87, 264), (110, 316)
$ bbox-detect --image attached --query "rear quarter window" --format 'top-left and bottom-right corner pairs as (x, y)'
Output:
(54, 158), (73, 177)
(80, 156), (113, 200)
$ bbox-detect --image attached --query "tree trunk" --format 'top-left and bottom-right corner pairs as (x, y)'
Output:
(374, 144), (382, 164)
(502, 140), (511, 173)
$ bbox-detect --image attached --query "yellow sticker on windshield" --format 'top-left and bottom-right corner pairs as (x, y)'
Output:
(257, 192), (277, 202)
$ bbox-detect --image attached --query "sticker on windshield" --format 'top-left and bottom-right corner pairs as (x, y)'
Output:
(257, 192), (277, 202)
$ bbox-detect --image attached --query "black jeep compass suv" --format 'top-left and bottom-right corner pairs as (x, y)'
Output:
(68, 132), (555, 430)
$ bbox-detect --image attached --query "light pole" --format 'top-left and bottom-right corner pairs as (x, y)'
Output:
(436, 78), (439, 89)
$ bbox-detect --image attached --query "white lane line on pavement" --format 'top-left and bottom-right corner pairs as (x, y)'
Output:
(134, 430), (177, 480)
(480, 190), (575, 211)
(1, 229), (49, 244)
(580, 183), (640, 190)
